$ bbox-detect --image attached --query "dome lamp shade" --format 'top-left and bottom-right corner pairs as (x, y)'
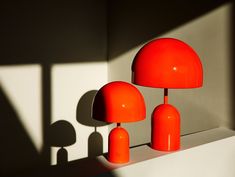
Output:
(132, 38), (203, 88)
(92, 81), (146, 164)
(132, 38), (203, 152)
(92, 81), (146, 123)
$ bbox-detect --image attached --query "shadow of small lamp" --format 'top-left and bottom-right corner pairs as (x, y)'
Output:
(49, 120), (76, 165)
(76, 90), (108, 157)
(92, 81), (146, 163)
(132, 38), (203, 151)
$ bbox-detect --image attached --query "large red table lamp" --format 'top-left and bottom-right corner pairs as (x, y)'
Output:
(92, 81), (146, 163)
(132, 38), (203, 151)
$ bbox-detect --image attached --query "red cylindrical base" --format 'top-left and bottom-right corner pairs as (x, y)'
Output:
(108, 127), (129, 163)
(151, 104), (180, 151)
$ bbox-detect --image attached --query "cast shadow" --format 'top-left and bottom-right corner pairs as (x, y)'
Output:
(0, 86), (41, 177)
(17, 156), (118, 177)
(76, 90), (108, 158)
(0, 0), (107, 64)
(48, 120), (76, 165)
(231, 0), (235, 129)
(88, 130), (104, 158)
(108, 0), (231, 59)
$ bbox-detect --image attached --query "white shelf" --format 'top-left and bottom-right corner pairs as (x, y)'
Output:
(95, 127), (235, 177)
(46, 127), (235, 177)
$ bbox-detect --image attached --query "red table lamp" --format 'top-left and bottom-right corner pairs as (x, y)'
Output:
(132, 38), (203, 151)
(92, 81), (146, 163)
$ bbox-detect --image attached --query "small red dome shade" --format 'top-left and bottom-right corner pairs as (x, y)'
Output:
(92, 81), (146, 123)
(132, 38), (203, 88)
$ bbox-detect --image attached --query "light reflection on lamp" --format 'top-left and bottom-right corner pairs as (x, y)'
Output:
(132, 38), (203, 151)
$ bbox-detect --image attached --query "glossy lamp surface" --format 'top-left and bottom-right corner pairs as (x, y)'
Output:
(109, 127), (129, 163)
(92, 81), (146, 163)
(132, 38), (203, 88)
(151, 104), (180, 151)
(92, 81), (146, 123)
(132, 38), (203, 152)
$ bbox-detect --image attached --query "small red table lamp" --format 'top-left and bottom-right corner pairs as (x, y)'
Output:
(92, 81), (146, 163)
(132, 38), (203, 151)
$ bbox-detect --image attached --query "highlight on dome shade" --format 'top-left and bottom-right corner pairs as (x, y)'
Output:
(132, 38), (203, 88)
(92, 81), (146, 123)
(92, 81), (146, 164)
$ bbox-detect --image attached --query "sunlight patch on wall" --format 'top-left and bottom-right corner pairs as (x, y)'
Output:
(51, 61), (109, 165)
(0, 64), (43, 152)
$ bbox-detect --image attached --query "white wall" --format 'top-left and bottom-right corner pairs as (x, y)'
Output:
(108, 2), (233, 146)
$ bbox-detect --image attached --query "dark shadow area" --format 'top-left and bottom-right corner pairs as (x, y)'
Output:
(88, 130), (103, 157)
(0, 0), (107, 64)
(57, 148), (68, 166)
(15, 156), (117, 177)
(107, 0), (231, 59)
(91, 90), (108, 122)
(41, 64), (51, 166)
(0, 86), (42, 177)
(231, 0), (235, 129)
(48, 120), (76, 165)
(77, 90), (107, 127)
(77, 90), (108, 157)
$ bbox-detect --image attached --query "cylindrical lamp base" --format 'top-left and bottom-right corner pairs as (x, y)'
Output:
(151, 104), (180, 151)
(108, 126), (129, 163)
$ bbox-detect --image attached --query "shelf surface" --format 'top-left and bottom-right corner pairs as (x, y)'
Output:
(17, 127), (235, 177)
(97, 127), (235, 170)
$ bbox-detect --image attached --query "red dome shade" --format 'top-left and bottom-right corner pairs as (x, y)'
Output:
(132, 38), (203, 88)
(92, 81), (146, 123)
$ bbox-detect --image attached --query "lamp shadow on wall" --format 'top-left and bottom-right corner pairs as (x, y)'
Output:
(76, 90), (108, 158)
(48, 120), (76, 165)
